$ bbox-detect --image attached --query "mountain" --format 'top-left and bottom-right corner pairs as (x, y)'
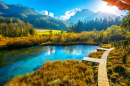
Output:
(67, 9), (95, 23)
(0, 1), (40, 15)
(0, 1), (69, 30)
(67, 9), (118, 23)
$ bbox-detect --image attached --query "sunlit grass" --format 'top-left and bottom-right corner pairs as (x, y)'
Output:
(35, 29), (65, 35)
(100, 44), (112, 48)
(88, 51), (105, 59)
(0, 38), (12, 47)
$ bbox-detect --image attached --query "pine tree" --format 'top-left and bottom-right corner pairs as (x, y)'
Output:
(49, 28), (52, 36)
(61, 28), (63, 34)
(7, 19), (12, 24)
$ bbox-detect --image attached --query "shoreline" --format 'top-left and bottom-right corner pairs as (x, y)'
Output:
(0, 42), (100, 50)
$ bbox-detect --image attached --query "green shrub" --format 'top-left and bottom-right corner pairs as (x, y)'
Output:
(107, 62), (113, 67)
(125, 68), (130, 78)
(110, 73), (119, 82)
(107, 67), (113, 74)
(0, 35), (2, 40)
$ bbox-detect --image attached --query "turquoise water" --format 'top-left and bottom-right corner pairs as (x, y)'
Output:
(0, 45), (98, 85)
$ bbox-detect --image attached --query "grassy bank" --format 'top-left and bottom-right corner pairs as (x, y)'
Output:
(0, 37), (99, 50)
(0, 35), (49, 50)
(0, 32), (100, 50)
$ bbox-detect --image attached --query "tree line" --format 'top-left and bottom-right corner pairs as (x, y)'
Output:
(68, 17), (122, 32)
(0, 19), (35, 37)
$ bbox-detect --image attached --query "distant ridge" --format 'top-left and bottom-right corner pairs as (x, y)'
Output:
(67, 9), (118, 23)
(0, 1), (40, 15)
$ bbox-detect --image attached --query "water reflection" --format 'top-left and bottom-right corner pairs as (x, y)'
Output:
(45, 46), (56, 55)
(0, 46), (44, 69)
(63, 46), (82, 55)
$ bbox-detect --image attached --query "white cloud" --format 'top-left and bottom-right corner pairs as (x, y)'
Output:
(60, 8), (81, 21)
(39, 10), (48, 15)
(55, 16), (60, 20)
(39, 10), (54, 17)
(49, 12), (54, 17)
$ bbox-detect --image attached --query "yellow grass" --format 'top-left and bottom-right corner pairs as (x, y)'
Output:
(101, 44), (112, 48)
(35, 29), (64, 35)
(0, 38), (13, 47)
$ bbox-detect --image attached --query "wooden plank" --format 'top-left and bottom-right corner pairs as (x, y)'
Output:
(82, 57), (101, 63)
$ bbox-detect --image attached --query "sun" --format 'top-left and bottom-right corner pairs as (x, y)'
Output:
(99, 2), (117, 14)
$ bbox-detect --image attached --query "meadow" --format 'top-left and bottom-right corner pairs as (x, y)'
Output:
(35, 29), (63, 35)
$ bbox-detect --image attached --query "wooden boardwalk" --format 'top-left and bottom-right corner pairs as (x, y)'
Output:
(82, 48), (114, 86)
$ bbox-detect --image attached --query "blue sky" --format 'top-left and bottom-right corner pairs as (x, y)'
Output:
(0, 0), (128, 20)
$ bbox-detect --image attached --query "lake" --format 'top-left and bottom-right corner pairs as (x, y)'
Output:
(0, 45), (99, 85)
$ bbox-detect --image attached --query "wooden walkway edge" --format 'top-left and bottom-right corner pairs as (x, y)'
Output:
(82, 48), (114, 86)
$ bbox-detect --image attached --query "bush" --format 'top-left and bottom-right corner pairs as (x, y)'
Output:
(29, 28), (35, 35)
(0, 35), (2, 40)
(125, 68), (130, 78)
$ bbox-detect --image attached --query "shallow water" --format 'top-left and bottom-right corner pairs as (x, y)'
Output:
(0, 45), (99, 85)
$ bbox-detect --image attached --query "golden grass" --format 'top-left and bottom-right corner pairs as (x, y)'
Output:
(100, 44), (112, 48)
(0, 35), (49, 49)
(35, 29), (63, 35)
(107, 49), (130, 86)
(88, 51), (105, 59)
(0, 38), (13, 47)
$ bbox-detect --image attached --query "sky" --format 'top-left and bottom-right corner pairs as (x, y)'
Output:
(0, 0), (128, 20)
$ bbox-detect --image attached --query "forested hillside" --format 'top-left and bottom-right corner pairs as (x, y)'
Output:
(0, 1), (69, 30)
(0, 16), (22, 23)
